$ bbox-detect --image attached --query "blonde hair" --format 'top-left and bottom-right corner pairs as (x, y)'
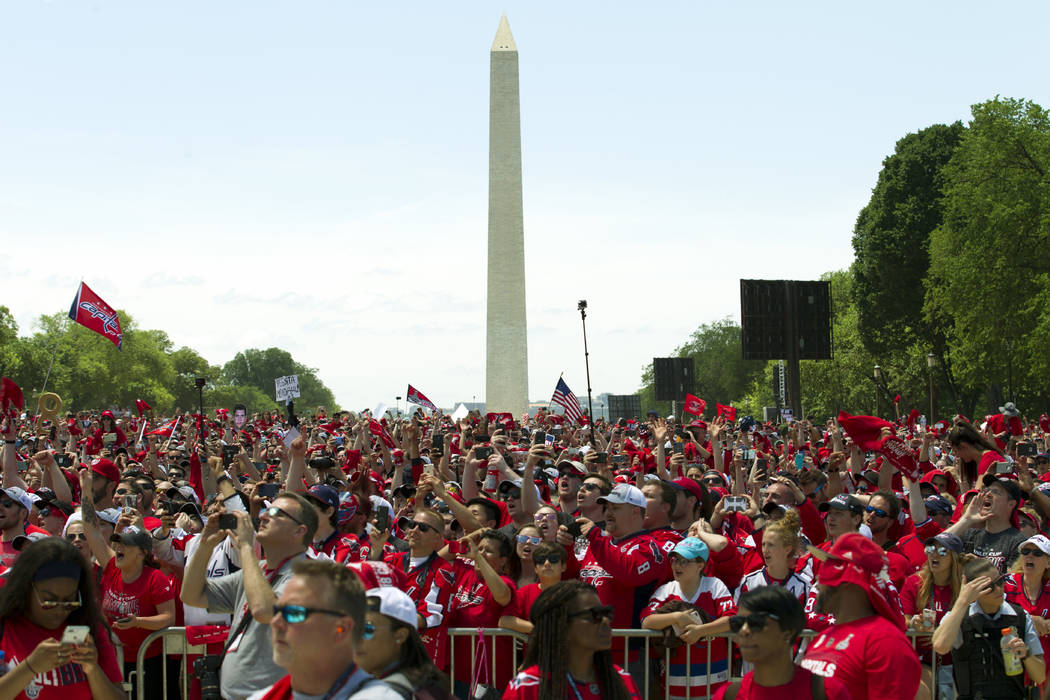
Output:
(764, 508), (802, 555)
(1009, 547), (1050, 580)
(917, 552), (976, 611)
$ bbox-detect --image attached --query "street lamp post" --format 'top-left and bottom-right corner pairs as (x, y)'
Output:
(395, 396), (402, 417)
(873, 365), (881, 418)
(927, 353), (936, 422)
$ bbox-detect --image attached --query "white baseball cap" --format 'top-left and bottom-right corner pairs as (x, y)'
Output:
(597, 483), (646, 509)
(365, 587), (417, 628)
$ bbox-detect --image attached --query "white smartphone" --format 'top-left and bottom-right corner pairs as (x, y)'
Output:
(61, 625), (89, 646)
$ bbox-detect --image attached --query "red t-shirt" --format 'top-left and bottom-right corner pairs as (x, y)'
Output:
(506, 582), (545, 621)
(502, 663), (642, 700)
(446, 558), (515, 686)
(711, 666), (850, 700)
(99, 559), (176, 659)
(801, 615), (921, 700)
(899, 573), (954, 664)
(0, 616), (122, 700)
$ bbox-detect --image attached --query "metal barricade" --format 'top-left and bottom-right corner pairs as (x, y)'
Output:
(134, 627), (209, 700)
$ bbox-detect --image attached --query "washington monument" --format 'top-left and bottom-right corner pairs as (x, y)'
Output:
(485, 14), (529, 415)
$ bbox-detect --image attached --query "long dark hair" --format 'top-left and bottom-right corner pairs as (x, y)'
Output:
(949, 422), (1002, 484)
(0, 538), (109, 633)
(522, 581), (632, 700)
(391, 621), (450, 690)
(481, 528), (520, 582)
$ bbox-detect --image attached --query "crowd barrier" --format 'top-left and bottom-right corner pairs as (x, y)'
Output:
(132, 626), (938, 699)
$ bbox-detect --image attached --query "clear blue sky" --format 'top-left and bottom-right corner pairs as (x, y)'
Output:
(3, 2), (1048, 410)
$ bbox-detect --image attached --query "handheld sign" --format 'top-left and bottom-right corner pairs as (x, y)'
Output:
(275, 375), (300, 402)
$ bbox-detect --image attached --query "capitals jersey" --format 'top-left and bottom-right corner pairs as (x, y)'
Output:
(578, 528), (668, 630)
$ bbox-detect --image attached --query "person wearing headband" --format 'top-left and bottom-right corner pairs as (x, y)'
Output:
(0, 537), (124, 700)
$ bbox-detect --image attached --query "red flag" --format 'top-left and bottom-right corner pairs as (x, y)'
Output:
(893, 394), (901, 405)
(715, 404), (737, 422)
(485, 412), (514, 428)
(68, 282), (123, 349)
(146, 417), (179, 437)
(135, 399), (151, 416)
(0, 377), (24, 413)
(906, 408), (920, 430)
(683, 394), (706, 417)
(837, 411), (895, 451)
(369, 419), (396, 449)
(406, 385), (438, 411)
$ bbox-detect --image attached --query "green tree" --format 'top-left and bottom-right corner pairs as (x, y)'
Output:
(925, 97), (1050, 414)
(222, 348), (338, 412)
(639, 318), (765, 417)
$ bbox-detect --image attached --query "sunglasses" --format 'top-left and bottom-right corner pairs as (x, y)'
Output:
(924, 544), (950, 557)
(38, 507), (53, 518)
(34, 587), (82, 611)
(568, 605), (614, 624)
(533, 554), (563, 566)
(578, 482), (601, 493)
(728, 611), (780, 633)
(115, 489), (131, 496)
(534, 513), (558, 523)
(989, 573), (1008, 589)
(362, 621), (395, 640)
(404, 521), (439, 535)
(516, 534), (542, 546)
(261, 506), (304, 526)
(1021, 548), (1047, 558)
(865, 506), (890, 518)
(500, 491), (522, 502)
(66, 532), (88, 542)
(272, 604), (346, 624)
(0, 499), (18, 509)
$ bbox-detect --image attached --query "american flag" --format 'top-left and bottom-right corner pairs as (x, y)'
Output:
(550, 377), (584, 424)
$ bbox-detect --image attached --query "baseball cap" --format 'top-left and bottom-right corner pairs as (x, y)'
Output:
(597, 484), (646, 508)
(672, 477), (705, 503)
(981, 473), (1023, 504)
(1, 487), (33, 511)
(12, 532), (48, 551)
(671, 537), (710, 562)
(923, 531), (963, 554)
(923, 495), (953, 516)
(109, 526), (152, 551)
(1021, 534), (1050, 556)
(365, 586), (417, 628)
(498, 480), (522, 495)
(556, 460), (586, 476)
(90, 458), (120, 483)
(687, 420), (707, 430)
(818, 494), (864, 514)
(304, 484), (339, 512)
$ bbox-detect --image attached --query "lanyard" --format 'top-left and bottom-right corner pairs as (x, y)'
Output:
(566, 674), (590, 700)
(321, 662), (358, 700)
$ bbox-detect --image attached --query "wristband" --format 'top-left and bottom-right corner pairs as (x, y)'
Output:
(4, 439), (14, 444)
(24, 659), (38, 675)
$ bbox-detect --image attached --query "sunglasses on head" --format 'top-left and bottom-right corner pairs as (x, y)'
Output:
(924, 544), (950, 557)
(516, 534), (542, 546)
(568, 605), (614, 624)
(404, 520), (439, 535)
(533, 553), (563, 566)
(729, 611), (780, 633)
(272, 604), (346, 624)
(1021, 548), (1047, 558)
(34, 587), (82, 611)
(865, 505), (890, 518)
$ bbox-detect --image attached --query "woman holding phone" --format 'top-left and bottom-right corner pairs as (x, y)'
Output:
(0, 537), (125, 700)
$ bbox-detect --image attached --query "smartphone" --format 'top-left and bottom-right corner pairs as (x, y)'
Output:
(124, 494), (138, 510)
(595, 452), (608, 465)
(1018, 443), (1037, 457)
(741, 449), (755, 461)
(995, 461), (1014, 475)
(794, 453), (805, 469)
(475, 446), (493, 460)
(725, 495), (748, 512)
(257, 482), (280, 500)
(544, 433), (555, 448)
(673, 442), (685, 455)
(533, 431), (546, 446)
(218, 513), (238, 530)
(55, 454), (72, 467)
(431, 432), (444, 449)
(672, 609), (704, 636)
(374, 508), (390, 532)
(61, 625), (90, 646)
(611, 454), (627, 466)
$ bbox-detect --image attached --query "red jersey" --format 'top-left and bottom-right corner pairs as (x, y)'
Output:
(578, 528), (667, 631)
(308, 531), (358, 564)
(446, 558), (515, 686)
(381, 551), (455, 668)
(1004, 572), (1050, 662)
(642, 578), (736, 698)
(99, 559), (176, 659)
(711, 666), (850, 700)
(0, 617), (123, 700)
(899, 573), (953, 665)
(801, 615), (921, 700)
(502, 664), (642, 700)
(506, 582), (545, 621)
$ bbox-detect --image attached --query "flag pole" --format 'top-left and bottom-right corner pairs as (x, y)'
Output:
(162, 415), (182, 451)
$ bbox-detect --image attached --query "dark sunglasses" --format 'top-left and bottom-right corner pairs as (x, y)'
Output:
(500, 491), (522, 501)
(66, 532), (88, 542)
(533, 554), (563, 566)
(568, 605), (614, 624)
(578, 482), (601, 493)
(729, 611), (780, 633)
(115, 488), (131, 496)
(272, 605), (346, 624)
(865, 506), (890, 518)
(0, 499), (18, 509)
(404, 520), (439, 535)
(924, 544), (950, 557)
(38, 507), (53, 518)
(990, 573), (1008, 589)
(1021, 548), (1047, 558)
(262, 506), (303, 526)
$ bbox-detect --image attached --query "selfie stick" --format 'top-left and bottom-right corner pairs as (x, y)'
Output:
(578, 301), (595, 442)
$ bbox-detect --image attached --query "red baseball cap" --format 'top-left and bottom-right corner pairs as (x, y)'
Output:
(672, 477), (705, 503)
(90, 458), (120, 483)
(811, 532), (904, 630)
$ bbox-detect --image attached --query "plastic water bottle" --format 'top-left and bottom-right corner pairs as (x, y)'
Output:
(484, 466), (499, 493)
(1001, 628), (1023, 676)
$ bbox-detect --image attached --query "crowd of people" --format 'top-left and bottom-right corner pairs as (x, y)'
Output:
(1, 388), (1049, 699)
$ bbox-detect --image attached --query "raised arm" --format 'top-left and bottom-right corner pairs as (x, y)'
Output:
(77, 468), (115, 568)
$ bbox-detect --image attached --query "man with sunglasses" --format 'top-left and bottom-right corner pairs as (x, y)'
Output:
(862, 489), (925, 572)
(182, 492), (318, 700)
(0, 486), (46, 567)
(252, 558), (403, 699)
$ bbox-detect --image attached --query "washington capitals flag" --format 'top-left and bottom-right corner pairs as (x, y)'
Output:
(69, 282), (122, 349)
(406, 385), (438, 411)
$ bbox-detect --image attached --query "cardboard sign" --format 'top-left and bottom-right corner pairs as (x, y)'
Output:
(879, 435), (922, 481)
(780, 408), (794, 423)
(275, 375), (300, 402)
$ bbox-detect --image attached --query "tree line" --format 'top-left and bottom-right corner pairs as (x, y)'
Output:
(640, 96), (1050, 422)
(0, 308), (338, 415)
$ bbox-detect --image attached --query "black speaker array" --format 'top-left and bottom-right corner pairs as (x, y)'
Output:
(652, 357), (695, 402)
(607, 394), (642, 423)
(740, 280), (832, 361)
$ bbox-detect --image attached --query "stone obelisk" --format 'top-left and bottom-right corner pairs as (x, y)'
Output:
(485, 14), (529, 415)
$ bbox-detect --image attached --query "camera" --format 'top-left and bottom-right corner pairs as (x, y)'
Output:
(193, 655), (223, 700)
(309, 457), (335, 470)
